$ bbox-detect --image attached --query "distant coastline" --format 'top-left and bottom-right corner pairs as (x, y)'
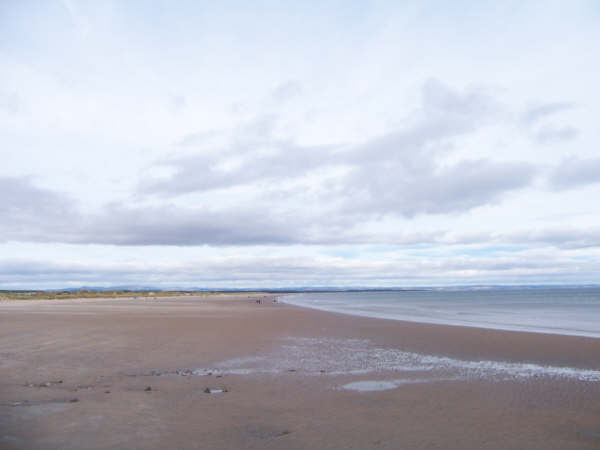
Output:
(3, 283), (600, 298)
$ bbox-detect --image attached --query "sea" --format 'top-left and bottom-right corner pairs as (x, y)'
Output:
(282, 287), (600, 338)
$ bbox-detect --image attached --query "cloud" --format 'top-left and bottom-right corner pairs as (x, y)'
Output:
(270, 80), (303, 104)
(144, 139), (333, 195)
(508, 227), (600, 249)
(341, 156), (533, 218)
(177, 130), (218, 147)
(521, 102), (574, 126)
(0, 90), (20, 115)
(0, 176), (80, 243)
(4, 174), (588, 249)
(0, 178), (318, 246)
(0, 179), (295, 246)
(0, 81), (539, 248)
(83, 204), (303, 246)
(421, 79), (499, 119)
(549, 157), (600, 189)
(141, 80), (533, 221)
(169, 94), (186, 111)
(520, 102), (578, 143)
(535, 125), (578, 143)
(145, 80), (500, 195)
(3, 174), (600, 254)
(60, 0), (91, 37)
(2, 251), (598, 289)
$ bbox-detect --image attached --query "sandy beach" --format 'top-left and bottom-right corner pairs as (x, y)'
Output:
(1, 294), (599, 449)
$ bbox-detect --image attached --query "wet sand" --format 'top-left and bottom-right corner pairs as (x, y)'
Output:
(1, 294), (599, 449)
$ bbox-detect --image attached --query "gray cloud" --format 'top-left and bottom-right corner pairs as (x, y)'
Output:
(0, 178), (328, 246)
(270, 80), (303, 104)
(177, 130), (219, 147)
(83, 204), (303, 246)
(0, 176), (80, 243)
(342, 156), (533, 218)
(421, 79), (499, 119)
(535, 125), (578, 144)
(141, 80), (533, 221)
(2, 175), (600, 250)
(147, 80), (500, 195)
(549, 157), (600, 190)
(0, 180), (292, 246)
(520, 102), (578, 144)
(146, 139), (334, 195)
(0, 82), (539, 248)
(521, 102), (574, 125)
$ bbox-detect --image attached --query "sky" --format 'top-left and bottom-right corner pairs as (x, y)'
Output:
(1, 0), (600, 289)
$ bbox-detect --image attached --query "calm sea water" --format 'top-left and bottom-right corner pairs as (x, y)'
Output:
(283, 288), (600, 338)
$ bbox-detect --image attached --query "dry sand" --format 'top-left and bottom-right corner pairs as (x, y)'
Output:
(1, 294), (599, 449)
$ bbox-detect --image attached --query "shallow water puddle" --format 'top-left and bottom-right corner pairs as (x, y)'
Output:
(341, 381), (400, 392)
(341, 377), (457, 392)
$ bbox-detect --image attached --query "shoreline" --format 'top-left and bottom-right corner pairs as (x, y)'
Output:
(1, 294), (599, 449)
(277, 295), (600, 370)
(280, 292), (600, 340)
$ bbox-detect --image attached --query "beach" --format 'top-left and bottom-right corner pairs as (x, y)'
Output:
(1, 294), (599, 449)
